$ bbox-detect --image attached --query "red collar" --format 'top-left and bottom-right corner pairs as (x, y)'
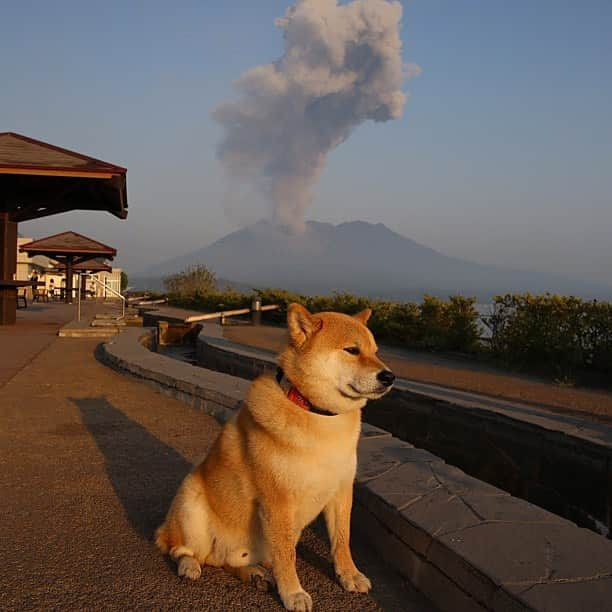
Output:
(276, 368), (336, 416)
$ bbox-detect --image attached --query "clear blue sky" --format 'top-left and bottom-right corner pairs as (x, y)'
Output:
(2, 0), (611, 284)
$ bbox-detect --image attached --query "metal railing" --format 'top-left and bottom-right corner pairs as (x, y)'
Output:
(77, 273), (126, 321)
(184, 303), (279, 324)
(128, 297), (168, 306)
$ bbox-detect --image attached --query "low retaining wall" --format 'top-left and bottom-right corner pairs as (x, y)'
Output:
(99, 327), (612, 612)
(101, 327), (247, 424)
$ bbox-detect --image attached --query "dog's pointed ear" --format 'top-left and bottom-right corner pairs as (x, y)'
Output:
(287, 303), (321, 347)
(353, 308), (372, 326)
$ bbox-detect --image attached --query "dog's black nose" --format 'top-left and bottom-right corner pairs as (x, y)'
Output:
(377, 369), (395, 387)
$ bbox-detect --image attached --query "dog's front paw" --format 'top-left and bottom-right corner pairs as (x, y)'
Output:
(178, 556), (201, 580)
(281, 589), (313, 611)
(337, 570), (372, 593)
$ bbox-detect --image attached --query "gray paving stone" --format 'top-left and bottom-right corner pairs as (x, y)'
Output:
(401, 488), (483, 547)
(356, 462), (455, 557)
(461, 493), (573, 526)
(430, 462), (509, 497)
(508, 576), (612, 612)
(429, 522), (612, 608)
(364, 460), (440, 508)
(356, 436), (442, 483)
(353, 498), (423, 583)
(356, 436), (414, 482)
(101, 329), (246, 424)
(355, 482), (434, 557)
(353, 499), (487, 612)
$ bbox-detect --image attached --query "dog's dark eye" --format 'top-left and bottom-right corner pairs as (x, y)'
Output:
(344, 346), (360, 356)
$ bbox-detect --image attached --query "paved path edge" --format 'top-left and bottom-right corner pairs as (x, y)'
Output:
(99, 328), (612, 612)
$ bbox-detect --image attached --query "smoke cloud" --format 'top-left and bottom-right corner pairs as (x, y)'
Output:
(212, 0), (410, 230)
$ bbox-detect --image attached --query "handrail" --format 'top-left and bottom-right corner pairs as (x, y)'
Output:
(130, 298), (168, 306)
(77, 273), (125, 321)
(185, 307), (251, 323)
(184, 304), (280, 324)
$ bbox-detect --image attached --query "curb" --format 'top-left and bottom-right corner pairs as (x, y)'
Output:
(100, 327), (612, 612)
(99, 327), (248, 424)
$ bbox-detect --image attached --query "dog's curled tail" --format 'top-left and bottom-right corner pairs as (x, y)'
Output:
(155, 523), (171, 554)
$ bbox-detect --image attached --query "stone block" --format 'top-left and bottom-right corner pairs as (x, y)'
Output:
(461, 493), (572, 526)
(353, 499), (487, 612)
(356, 436), (413, 482)
(355, 482), (431, 556)
(507, 576), (612, 612)
(356, 436), (441, 483)
(401, 487), (483, 550)
(428, 522), (612, 608)
(363, 460), (441, 508)
(352, 498), (423, 583)
(430, 462), (509, 497)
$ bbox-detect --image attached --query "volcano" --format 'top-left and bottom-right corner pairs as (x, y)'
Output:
(138, 220), (612, 300)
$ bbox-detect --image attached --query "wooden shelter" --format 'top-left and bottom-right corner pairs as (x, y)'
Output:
(20, 232), (116, 303)
(0, 132), (127, 324)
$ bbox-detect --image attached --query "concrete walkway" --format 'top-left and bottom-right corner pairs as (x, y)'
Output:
(0, 310), (432, 610)
(0, 302), (75, 387)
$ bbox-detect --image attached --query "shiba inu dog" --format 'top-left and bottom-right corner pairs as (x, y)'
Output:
(156, 303), (395, 611)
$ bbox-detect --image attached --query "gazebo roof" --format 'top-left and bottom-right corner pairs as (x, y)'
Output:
(0, 133), (127, 222)
(53, 257), (112, 273)
(20, 231), (116, 259)
(0, 132), (126, 176)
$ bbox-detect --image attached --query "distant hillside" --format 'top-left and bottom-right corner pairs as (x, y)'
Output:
(138, 220), (612, 300)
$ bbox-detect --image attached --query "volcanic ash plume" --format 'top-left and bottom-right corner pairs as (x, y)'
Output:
(212, 0), (411, 230)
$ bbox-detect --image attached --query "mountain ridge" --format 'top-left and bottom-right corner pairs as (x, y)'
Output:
(137, 220), (612, 300)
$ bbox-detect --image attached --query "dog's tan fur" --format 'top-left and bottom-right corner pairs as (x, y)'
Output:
(156, 303), (393, 611)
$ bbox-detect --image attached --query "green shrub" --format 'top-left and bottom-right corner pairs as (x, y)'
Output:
(163, 265), (216, 297)
(167, 286), (481, 354)
(169, 288), (252, 312)
(489, 294), (612, 378)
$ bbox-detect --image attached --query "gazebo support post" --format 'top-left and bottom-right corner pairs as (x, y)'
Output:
(77, 273), (82, 322)
(65, 255), (74, 303)
(0, 212), (18, 325)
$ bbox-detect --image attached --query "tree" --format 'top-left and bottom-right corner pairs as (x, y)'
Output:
(120, 270), (129, 292)
(163, 264), (217, 296)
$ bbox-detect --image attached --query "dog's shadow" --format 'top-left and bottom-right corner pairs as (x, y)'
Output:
(72, 396), (191, 541)
(72, 395), (367, 601)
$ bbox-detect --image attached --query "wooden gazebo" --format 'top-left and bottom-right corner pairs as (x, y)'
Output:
(51, 258), (113, 300)
(0, 132), (127, 324)
(20, 232), (116, 303)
